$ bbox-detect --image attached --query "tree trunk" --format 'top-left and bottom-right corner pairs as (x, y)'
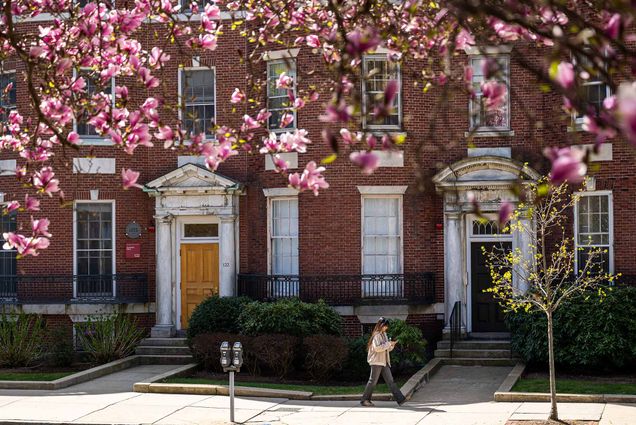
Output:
(547, 310), (558, 421)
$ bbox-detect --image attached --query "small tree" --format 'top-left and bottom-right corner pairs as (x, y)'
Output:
(484, 178), (614, 421)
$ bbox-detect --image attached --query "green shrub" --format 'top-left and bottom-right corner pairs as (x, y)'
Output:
(338, 335), (371, 382)
(0, 314), (45, 367)
(49, 326), (75, 367)
(238, 299), (342, 337)
(251, 334), (299, 378)
(387, 320), (428, 373)
(76, 314), (145, 364)
(303, 335), (349, 382)
(508, 286), (636, 369)
(186, 296), (253, 344)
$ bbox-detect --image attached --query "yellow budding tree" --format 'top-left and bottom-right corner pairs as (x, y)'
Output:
(484, 178), (614, 421)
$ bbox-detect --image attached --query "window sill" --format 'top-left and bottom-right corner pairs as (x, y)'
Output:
(567, 122), (585, 132)
(464, 130), (515, 138)
(79, 138), (115, 146)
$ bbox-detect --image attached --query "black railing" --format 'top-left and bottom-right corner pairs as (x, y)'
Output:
(449, 301), (461, 359)
(0, 274), (148, 304)
(237, 273), (435, 305)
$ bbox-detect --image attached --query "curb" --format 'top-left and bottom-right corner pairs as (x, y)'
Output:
(132, 359), (442, 401)
(0, 356), (141, 390)
(495, 362), (525, 394)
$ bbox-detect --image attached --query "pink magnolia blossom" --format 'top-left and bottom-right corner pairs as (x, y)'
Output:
(481, 81), (507, 109)
(271, 154), (289, 173)
(288, 161), (329, 196)
(33, 167), (59, 195)
(498, 202), (513, 226)
(340, 128), (362, 146)
(543, 147), (587, 184)
(276, 72), (293, 89)
(32, 218), (51, 238)
(604, 13), (621, 40)
(306, 35), (320, 48)
(320, 98), (354, 123)
(350, 151), (379, 174)
(230, 88), (245, 104)
(5, 201), (20, 213)
(25, 195), (40, 212)
(554, 62), (575, 89)
(241, 114), (260, 131)
(256, 109), (272, 122)
(345, 27), (381, 57)
(617, 82), (636, 145)
(280, 112), (294, 128)
(121, 168), (142, 189)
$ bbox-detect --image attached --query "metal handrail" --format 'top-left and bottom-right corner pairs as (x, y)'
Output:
(449, 301), (461, 358)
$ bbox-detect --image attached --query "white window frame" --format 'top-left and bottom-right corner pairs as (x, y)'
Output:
(572, 54), (611, 127)
(72, 68), (115, 145)
(73, 200), (116, 298)
(267, 196), (299, 276)
(361, 55), (402, 130)
(574, 191), (614, 274)
(266, 58), (297, 133)
(360, 195), (404, 275)
(468, 54), (511, 132)
(178, 65), (217, 141)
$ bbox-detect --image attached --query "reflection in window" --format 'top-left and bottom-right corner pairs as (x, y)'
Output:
(469, 56), (510, 131)
(181, 69), (216, 137)
(267, 59), (296, 131)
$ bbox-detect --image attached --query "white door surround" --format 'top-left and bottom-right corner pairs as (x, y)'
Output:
(144, 163), (244, 338)
(433, 156), (540, 333)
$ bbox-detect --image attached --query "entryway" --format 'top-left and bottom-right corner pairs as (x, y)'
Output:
(470, 241), (510, 332)
(180, 243), (219, 328)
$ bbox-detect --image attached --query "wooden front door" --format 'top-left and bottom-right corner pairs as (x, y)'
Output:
(471, 241), (510, 332)
(180, 243), (219, 328)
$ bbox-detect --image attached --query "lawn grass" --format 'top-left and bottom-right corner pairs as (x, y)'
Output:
(512, 378), (636, 395)
(0, 372), (75, 381)
(163, 377), (404, 396)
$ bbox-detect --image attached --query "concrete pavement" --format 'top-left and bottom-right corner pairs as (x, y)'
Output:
(0, 364), (632, 424)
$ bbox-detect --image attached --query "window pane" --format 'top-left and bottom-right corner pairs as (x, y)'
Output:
(362, 198), (401, 274)
(470, 56), (509, 130)
(182, 69), (215, 135)
(363, 56), (401, 128)
(184, 223), (218, 238)
(267, 60), (296, 130)
(270, 199), (298, 275)
(76, 203), (113, 281)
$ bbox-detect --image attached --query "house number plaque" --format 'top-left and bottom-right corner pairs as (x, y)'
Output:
(125, 221), (142, 239)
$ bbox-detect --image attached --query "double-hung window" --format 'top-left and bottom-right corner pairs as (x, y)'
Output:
(269, 198), (299, 297)
(362, 197), (402, 297)
(267, 59), (296, 132)
(0, 72), (16, 123)
(574, 54), (610, 125)
(469, 55), (510, 131)
(75, 203), (114, 298)
(575, 192), (613, 274)
(181, 68), (216, 138)
(0, 212), (17, 299)
(75, 69), (114, 143)
(362, 55), (401, 129)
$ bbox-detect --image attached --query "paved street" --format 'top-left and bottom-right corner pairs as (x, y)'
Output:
(0, 365), (632, 424)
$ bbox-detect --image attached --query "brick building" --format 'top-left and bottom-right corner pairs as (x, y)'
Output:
(0, 12), (634, 346)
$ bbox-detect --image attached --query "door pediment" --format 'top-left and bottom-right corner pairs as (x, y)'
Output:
(144, 163), (243, 195)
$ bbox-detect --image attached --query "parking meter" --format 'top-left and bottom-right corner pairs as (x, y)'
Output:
(232, 342), (243, 370)
(220, 341), (231, 371)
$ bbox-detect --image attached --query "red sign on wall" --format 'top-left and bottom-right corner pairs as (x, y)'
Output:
(125, 243), (141, 259)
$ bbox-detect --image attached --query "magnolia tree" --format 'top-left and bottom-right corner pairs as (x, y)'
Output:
(484, 179), (613, 421)
(0, 0), (635, 255)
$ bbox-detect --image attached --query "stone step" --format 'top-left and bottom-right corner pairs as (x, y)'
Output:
(437, 340), (511, 350)
(137, 354), (195, 365)
(135, 346), (192, 356)
(438, 357), (519, 367)
(139, 337), (188, 347)
(434, 348), (512, 359)
(469, 332), (511, 340)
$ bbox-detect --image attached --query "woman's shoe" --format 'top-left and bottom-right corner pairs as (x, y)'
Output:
(397, 398), (407, 406)
(360, 400), (375, 407)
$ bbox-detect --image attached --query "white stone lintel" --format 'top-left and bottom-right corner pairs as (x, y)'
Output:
(73, 158), (116, 174)
(357, 185), (408, 195)
(262, 48), (300, 61)
(265, 152), (298, 171)
(263, 187), (299, 197)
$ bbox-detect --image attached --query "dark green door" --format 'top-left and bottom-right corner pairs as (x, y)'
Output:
(471, 241), (511, 332)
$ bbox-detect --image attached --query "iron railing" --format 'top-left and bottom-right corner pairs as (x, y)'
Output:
(237, 273), (435, 305)
(0, 274), (148, 304)
(449, 301), (461, 358)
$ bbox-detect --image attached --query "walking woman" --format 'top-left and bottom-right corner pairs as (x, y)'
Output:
(360, 317), (406, 407)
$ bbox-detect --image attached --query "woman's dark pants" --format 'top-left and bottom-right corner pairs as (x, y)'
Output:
(361, 365), (406, 404)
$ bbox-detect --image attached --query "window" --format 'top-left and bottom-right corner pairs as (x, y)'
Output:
(574, 54), (610, 122)
(75, 69), (114, 140)
(181, 68), (216, 138)
(269, 198), (299, 297)
(469, 55), (510, 131)
(75, 203), (114, 298)
(362, 56), (401, 129)
(0, 72), (16, 122)
(362, 197), (401, 274)
(0, 212), (17, 298)
(575, 193), (612, 274)
(267, 59), (296, 131)
(183, 223), (218, 238)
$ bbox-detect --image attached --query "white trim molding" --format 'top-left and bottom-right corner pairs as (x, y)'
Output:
(357, 185), (408, 195)
(72, 158), (116, 174)
(265, 152), (298, 171)
(263, 187), (299, 197)
(0, 159), (16, 176)
(464, 45), (513, 55)
(572, 143), (613, 162)
(262, 48), (300, 61)
(574, 190), (614, 274)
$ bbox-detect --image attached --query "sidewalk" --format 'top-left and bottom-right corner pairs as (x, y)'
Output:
(0, 364), (631, 424)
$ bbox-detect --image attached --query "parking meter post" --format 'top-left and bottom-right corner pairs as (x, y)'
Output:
(229, 370), (235, 423)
